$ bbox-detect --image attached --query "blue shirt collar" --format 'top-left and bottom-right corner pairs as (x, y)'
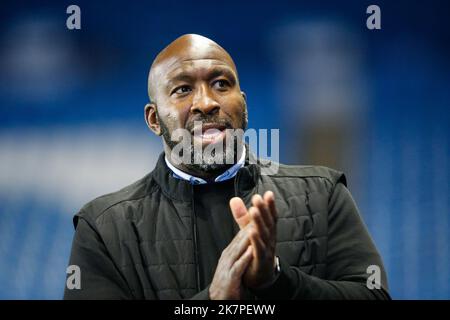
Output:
(164, 145), (246, 185)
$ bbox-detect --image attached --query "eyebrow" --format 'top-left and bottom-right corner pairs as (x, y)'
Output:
(166, 66), (237, 89)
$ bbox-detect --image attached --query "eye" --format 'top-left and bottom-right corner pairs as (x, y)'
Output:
(172, 85), (192, 96)
(212, 79), (230, 91)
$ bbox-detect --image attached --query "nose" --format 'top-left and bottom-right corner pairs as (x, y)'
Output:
(191, 84), (220, 115)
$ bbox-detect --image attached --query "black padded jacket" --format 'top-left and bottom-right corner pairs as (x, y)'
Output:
(64, 151), (390, 300)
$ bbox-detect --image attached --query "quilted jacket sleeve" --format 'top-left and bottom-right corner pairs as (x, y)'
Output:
(251, 181), (391, 300)
(64, 215), (210, 300)
(63, 216), (134, 299)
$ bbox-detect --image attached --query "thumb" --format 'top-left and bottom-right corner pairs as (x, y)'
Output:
(229, 197), (250, 229)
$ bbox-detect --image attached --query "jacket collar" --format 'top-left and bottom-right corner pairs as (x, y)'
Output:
(151, 147), (260, 202)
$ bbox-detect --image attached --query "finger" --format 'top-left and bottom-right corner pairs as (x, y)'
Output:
(230, 246), (253, 278)
(249, 207), (270, 244)
(252, 194), (274, 229)
(224, 225), (252, 263)
(229, 197), (250, 229)
(256, 195), (273, 228)
(249, 228), (266, 261)
(227, 226), (250, 253)
(263, 191), (278, 223)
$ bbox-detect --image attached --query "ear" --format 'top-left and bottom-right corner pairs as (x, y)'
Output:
(240, 91), (249, 125)
(241, 91), (247, 102)
(144, 103), (161, 136)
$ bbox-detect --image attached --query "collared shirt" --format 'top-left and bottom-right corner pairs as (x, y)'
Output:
(164, 145), (246, 184)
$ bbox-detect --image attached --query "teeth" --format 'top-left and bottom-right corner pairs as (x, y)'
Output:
(202, 132), (221, 139)
(202, 129), (222, 139)
(192, 128), (224, 141)
(192, 126), (225, 142)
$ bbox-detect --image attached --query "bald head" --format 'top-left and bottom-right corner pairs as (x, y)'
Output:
(148, 34), (238, 103)
(144, 34), (248, 177)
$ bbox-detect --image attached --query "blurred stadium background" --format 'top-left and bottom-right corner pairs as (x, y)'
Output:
(0, 0), (448, 299)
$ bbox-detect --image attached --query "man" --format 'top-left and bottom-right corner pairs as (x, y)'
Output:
(64, 34), (390, 300)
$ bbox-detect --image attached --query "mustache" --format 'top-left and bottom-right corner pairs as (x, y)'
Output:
(185, 115), (233, 132)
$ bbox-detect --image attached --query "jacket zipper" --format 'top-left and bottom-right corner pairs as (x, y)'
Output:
(191, 167), (246, 293)
(190, 186), (201, 292)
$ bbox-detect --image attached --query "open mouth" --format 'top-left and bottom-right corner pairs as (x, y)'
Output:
(191, 123), (228, 145)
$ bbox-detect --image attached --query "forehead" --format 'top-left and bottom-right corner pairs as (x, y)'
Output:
(165, 58), (236, 79)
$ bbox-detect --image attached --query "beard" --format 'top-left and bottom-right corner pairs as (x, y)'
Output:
(158, 110), (248, 173)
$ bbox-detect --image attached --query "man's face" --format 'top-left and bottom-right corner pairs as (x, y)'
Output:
(148, 36), (248, 173)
